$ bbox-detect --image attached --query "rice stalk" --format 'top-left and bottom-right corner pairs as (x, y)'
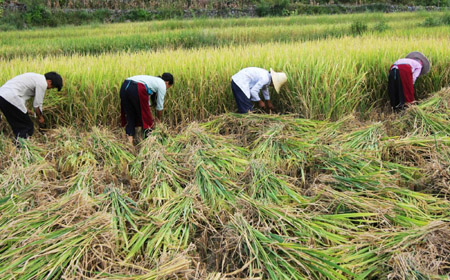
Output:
(130, 135), (188, 205)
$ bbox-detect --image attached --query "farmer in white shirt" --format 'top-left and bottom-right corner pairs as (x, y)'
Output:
(120, 73), (173, 145)
(231, 67), (287, 114)
(388, 51), (430, 111)
(0, 72), (63, 139)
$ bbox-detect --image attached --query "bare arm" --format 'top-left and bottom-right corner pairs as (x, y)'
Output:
(156, 110), (163, 121)
(265, 100), (274, 111)
(35, 107), (44, 124)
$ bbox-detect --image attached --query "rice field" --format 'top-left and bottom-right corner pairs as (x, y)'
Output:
(0, 12), (445, 58)
(0, 13), (449, 127)
(0, 11), (449, 279)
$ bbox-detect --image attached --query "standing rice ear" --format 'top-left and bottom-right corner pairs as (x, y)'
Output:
(270, 68), (288, 93)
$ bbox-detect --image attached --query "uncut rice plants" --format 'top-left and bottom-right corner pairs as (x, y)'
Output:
(0, 12), (439, 58)
(0, 31), (448, 127)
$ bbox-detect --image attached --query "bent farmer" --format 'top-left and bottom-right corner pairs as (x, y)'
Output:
(388, 51), (430, 111)
(120, 73), (173, 144)
(0, 72), (63, 139)
(231, 67), (287, 114)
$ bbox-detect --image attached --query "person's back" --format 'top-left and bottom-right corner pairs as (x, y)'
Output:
(231, 67), (287, 113)
(0, 72), (62, 140)
(0, 73), (47, 113)
(232, 67), (268, 85)
(388, 52), (430, 111)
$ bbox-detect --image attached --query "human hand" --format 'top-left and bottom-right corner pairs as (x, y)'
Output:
(258, 100), (265, 108)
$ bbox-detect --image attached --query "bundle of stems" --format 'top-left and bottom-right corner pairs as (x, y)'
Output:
(0, 88), (449, 278)
(0, 190), (116, 279)
(130, 135), (187, 205)
(90, 127), (136, 172)
(126, 193), (199, 263)
(392, 88), (450, 136)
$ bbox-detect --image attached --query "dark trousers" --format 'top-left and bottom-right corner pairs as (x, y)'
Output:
(120, 81), (141, 136)
(0, 96), (34, 139)
(388, 68), (405, 111)
(231, 80), (253, 114)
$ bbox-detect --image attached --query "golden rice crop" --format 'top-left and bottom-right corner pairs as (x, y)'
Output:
(0, 33), (448, 129)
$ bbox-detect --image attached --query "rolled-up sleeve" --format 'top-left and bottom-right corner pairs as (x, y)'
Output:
(261, 85), (270, 101)
(249, 75), (270, 101)
(156, 86), (166, 111)
(33, 83), (47, 112)
(412, 66), (422, 84)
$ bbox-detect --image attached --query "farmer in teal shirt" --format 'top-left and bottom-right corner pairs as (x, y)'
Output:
(120, 73), (174, 144)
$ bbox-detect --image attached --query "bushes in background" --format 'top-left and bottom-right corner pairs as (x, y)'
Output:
(0, 1), (448, 30)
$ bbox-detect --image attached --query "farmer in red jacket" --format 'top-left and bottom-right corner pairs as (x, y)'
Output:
(388, 51), (430, 111)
